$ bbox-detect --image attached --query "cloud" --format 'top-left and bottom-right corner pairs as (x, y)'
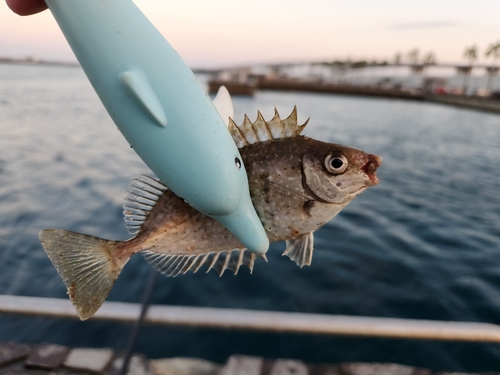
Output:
(388, 21), (463, 30)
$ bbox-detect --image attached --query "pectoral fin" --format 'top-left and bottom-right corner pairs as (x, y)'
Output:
(283, 232), (314, 267)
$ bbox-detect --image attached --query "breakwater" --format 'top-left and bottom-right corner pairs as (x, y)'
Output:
(209, 78), (500, 114)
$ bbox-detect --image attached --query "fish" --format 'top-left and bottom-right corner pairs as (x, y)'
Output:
(39, 107), (382, 320)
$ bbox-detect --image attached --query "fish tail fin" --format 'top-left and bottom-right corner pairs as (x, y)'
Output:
(39, 229), (129, 320)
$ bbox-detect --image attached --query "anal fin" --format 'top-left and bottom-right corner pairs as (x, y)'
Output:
(283, 232), (314, 268)
(142, 249), (264, 277)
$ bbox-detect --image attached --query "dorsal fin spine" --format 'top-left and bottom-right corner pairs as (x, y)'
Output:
(241, 114), (258, 144)
(253, 111), (272, 142)
(228, 117), (248, 148)
(267, 108), (285, 140)
(296, 118), (310, 136)
(282, 106), (298, 138)
(228, 107), (309, 149)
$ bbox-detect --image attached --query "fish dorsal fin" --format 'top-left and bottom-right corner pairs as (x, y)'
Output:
(228, 106), (309, 148)
(239, 114), (258, 145)
(228, 118), (248, 148)
(142, 249), (268, 277)
(123, 175), (167, 235)
(283, 232), (314, 268)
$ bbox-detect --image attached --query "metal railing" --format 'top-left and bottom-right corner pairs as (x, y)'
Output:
(1, 294), (500, 343)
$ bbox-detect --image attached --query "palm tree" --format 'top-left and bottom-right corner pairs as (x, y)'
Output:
(463, 44), (478, 63)
(394, 52), (402, 65)
(485, 41), (500, 91)
(407, 48), (423, 75)
(391, 52), (403, 78)
(422, 51), (437, 76)
(462, 44), (478, 89)
(407, 48), (419, 65)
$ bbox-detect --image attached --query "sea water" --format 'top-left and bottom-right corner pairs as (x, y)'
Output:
(0, 64), (499, 372)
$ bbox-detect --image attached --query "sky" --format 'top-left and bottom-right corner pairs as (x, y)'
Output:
(1, 0), (499, 69)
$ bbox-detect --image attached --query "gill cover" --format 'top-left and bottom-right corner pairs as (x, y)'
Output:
(303, 153), (347, 204)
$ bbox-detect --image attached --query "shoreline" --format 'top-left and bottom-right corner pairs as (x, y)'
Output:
(0, 59), (79, 68)
(209, 78), (500, 115)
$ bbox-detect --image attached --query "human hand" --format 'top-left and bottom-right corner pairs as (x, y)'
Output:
(6, 0), (47, 15)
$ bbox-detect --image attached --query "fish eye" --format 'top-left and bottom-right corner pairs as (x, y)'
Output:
(235, 157), (242, 170)
(324, 154), (348, 175)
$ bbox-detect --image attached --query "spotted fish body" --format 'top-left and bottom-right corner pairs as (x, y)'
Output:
(39, 107), (381, 320)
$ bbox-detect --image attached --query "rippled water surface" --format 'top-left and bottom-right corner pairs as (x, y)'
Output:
(0, 64), (499, 372)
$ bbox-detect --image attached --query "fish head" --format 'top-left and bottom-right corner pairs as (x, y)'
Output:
(302, 141), (382, 204)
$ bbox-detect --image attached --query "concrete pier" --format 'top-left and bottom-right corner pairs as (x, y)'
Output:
(0, 344), (493, 375)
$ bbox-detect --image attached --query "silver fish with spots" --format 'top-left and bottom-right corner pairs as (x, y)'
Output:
(39, 107), (382, 320)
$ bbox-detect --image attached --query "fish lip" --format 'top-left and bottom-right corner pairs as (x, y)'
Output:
(353, 186), (367, 195)
(361, 154), (382, 185)
(365, 175), (380, 186)
(344, 185), (367, 200)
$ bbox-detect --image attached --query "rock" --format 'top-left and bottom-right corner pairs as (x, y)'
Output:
(0, 343), (31, 368)
(269, 360), (308, 375)
(24, 344), (70, 370)
(218, 355), (263, 375)
(307, 364), (341, 375)
(110, 354), (154, 375)
(339, 363), (431, 375)
(151, 357), (220, 375)
(64, 348), (114, 373)
(0, 361), (47, 375)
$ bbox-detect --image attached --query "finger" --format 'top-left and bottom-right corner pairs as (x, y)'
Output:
(6, 0), (48, 15)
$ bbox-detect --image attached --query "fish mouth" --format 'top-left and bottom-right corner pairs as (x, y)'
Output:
(348, 185), (367, 198)
(361, 154), (382, 186)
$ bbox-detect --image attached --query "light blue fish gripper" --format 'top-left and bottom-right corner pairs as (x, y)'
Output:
(44, 0), (268, 254)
